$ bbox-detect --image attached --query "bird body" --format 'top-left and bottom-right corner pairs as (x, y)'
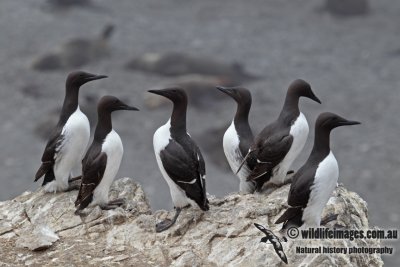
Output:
(34, 71), (107, 192)
(275, 112), (360, 229)
(45, 107), (90, 192)
(239, 79), (321, 191)
(217, 86), (255, 193)
(75, 96), (138, 213)
(91, 130), (123, 206)
(149, 88), (208, 232)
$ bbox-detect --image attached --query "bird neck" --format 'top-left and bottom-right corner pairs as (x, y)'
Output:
(278, 92), (300, 123)
(94, 110), (112, 142)
(311, 128), (331, 157)
(59, 85), (80, 124)
(170, 101), (187, 136)
(234, 102), (252, 135)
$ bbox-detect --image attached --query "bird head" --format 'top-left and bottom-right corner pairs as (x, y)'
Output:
(97, 95), (139, 113)
(148, 87), (187, 104)
(66, 71), (107, 88)
(288, 79), (321, 104)
(316, 112), (360, 130)
(216, 86), (252, 105)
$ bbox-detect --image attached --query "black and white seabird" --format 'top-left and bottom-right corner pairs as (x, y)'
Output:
(275, 112), (360, 229)
(34, 71), (107, 192)
(254, 223), (288, 264)
(75, 96), (139, 213)
(149, 88), (209, 233)
(216, 86), (256, 193)
(237, 79), (321, 191)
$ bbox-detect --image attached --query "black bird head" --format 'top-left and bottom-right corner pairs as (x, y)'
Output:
(97, 95), (139, 113)
(148, 87), (187, 104)
(216, 86), (252, 105)
(288, 79), (321, 104)
(66, 71), (108, 88)
(317, 112), (360, 131)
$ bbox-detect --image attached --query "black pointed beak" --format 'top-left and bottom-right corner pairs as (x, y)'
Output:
(217, 86), (239, 100)
(85, 74), (108, 82)
(120, 103), (139, 111)
(148, 89), (165, 97)
(309, 91), (321, 104)
(338, 120), (361, 126)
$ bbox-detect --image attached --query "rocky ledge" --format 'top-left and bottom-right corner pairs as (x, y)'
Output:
(0, 178), (383, 266)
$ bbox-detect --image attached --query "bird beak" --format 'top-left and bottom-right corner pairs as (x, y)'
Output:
(85, 74), (108, 82)
(148, 89), (165, 97)
(216, 86), (236, 98)
(338, 119), (361, 126)
(309, 91), (321, 104)
(119, 103), (139, 111)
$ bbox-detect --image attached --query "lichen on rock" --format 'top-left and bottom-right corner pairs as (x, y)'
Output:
(0, 178), (384, 266)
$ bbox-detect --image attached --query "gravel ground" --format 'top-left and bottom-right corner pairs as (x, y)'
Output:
(0, 0), (399, 265)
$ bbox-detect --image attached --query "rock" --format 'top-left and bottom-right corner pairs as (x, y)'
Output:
(0, 178), (384, 266)
(143, 74), (239, 110)
(125, 52), (260, 83)
(32, 24), (114, 71)
(324, 0), (369, 16)
(16, 225), (59, 251)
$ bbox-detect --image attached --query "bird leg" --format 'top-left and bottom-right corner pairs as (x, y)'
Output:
(156, 207), (182, 233)
(68, 175), (82, 183)
(99, 198), (125, 210)
(65, 184), (80, 192)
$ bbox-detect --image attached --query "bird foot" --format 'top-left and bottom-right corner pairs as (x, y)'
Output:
(155, 208), (182, 233)
(156, 219), (174, 233)
(68, 175), (82, 183)
(65, 184), (80, 192)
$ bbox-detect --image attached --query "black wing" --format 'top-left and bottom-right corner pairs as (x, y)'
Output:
(287, 167), (315, 208)
(75, 151), (107, 210)
(160, 139), (208, 210)
(34, 128), (64, 184)
(247, 133), (293, 181)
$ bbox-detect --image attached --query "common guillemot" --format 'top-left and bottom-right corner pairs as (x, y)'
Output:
(216, 86), (256, 193)
(75, 96), (139, 213)
(149, 88), (209, 233)
(34, 71), (107, 192)
(275, 112), (360, 229)
(237, 79), (321, 191)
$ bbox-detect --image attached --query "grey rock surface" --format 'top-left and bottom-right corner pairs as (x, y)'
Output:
(0, 178), (383, 266)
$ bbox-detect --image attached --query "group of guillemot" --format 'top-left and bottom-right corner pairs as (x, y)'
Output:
(34, 70), (360, 235)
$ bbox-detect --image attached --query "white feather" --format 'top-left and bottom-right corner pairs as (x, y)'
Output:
(222, 121), (255, 193)
(45, 107), (89, 192)
(91, 130), (123, 206)
(302, 151), (339, 227)
(153, 119), (197, 208)
(269, 112), (309, 185)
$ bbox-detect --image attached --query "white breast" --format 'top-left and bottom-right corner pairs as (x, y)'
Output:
(46, 107), (90, 192)
(302, 151), (339, 227)
(153, 120), (196, 208)
(223, 121), (254, 193)
(92, 130), (123, 205)
(270, 112), (309, 185)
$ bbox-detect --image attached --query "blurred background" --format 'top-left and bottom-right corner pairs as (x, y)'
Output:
(0, 0), (398, 265)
